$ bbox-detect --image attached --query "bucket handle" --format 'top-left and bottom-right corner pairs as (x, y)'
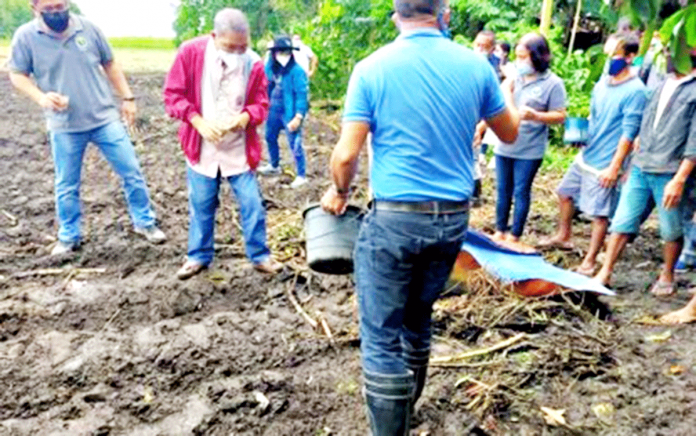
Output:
(304, 211), (364, 242)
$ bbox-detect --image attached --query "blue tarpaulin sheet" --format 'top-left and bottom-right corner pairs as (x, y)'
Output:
(462, 230), (615, 296)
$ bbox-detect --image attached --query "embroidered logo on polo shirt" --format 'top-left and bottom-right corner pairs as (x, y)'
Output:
(75, 35), (88, 51)
(530, 86), (542, 99)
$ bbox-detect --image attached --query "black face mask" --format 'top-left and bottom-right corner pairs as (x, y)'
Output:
(41, 10), (70, 33)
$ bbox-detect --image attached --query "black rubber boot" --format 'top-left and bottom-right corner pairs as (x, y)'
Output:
(363, 371), (414, 436)
(403, 343), (430, 411)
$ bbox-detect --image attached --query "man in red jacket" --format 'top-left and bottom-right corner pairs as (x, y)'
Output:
(164, 8), (282, 279)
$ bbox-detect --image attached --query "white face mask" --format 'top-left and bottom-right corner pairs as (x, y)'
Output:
(276, 53), (291, 67)
(515, 60), (535, 76)
(219, 51), (242, 70)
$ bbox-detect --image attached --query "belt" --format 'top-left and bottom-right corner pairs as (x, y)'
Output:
(373, 200), (469, 214)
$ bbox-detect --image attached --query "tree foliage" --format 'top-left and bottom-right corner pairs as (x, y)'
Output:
(173, 0), (318, 45)
(0, 0), (33, 39)
(0, 0), (82, 39)
(659, 4), (696, 74)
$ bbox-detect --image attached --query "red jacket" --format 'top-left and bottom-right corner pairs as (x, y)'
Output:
(163, 36), (269, 168)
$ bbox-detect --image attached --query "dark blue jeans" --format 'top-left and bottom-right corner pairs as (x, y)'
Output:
(495, 155), (543, 237)
(186, 167), (270, 266)
(355, 208), (468, 378)
(265, 109), (305, 177)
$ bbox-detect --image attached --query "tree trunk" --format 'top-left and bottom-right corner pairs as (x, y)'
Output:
(568, 0), (582, 56)
(540, 0), (555, 36)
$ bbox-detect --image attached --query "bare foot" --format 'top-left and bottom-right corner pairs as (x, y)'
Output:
(649, 280), (676, 297)
(506, 234), (520, 243)
(593, 270), (611, 287)
(492, 231), (506, 241)
(575, 263), (595, 277)
(537, 235), (574, 250)
(659, 306), (696, 324)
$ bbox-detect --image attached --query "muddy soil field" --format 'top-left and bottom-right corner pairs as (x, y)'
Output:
(1, 73), (696, 436)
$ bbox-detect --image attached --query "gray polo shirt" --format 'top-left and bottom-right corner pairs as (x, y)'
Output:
(634, 75), (696, 174)
(8, 15), (120, 133)
(495, 71), (566, 160)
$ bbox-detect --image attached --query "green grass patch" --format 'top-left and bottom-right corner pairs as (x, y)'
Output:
(0, 39), (10, 48)
(542, 144), (578, 172)
(107, 37), (175, 50)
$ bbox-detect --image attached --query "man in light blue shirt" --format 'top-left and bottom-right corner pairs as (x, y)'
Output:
(540, 35), (647, 277)
(320, 0), (519, 432)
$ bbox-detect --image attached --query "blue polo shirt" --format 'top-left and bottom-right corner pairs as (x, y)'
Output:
(343, 28), (506, 201)
(582, 76), (647, 170)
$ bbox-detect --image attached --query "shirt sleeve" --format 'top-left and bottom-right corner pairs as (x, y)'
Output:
(343, 63), (372, 124)
(481, 66), (506, 120)
(548, 79), (567, 111)
(89, 21), (114, 65)
(684, 108), (696, 160)
(8, 30), (33, 75)
(621, 87), (648, 141)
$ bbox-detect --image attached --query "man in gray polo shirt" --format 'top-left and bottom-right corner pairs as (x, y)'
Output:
(8, 0), (166, 255)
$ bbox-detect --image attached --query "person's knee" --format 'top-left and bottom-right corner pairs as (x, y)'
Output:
(55, 182), (79, 197)
(189, 189), (218, 211)
(557, 193), (573, 203)
(661, 228), (684, 243)
(513, 185), (531, 202)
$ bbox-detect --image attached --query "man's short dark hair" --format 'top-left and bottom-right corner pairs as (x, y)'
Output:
(394, 0), (441, 18)
(520, 33), (551, 73)
(476, 30), (496, 43)
(614, 33), (640, 56)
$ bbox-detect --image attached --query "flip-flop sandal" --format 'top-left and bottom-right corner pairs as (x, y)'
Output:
(537, 238), (574, 250)
(574, 264), (595, 276)
(649, 280), (676, 297)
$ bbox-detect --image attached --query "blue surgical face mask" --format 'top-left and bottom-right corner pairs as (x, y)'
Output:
(516, 60), (535, 76)
(437, 11), (451, 39)
(608, 57), (628, 76)
(41, 10), (70, 33)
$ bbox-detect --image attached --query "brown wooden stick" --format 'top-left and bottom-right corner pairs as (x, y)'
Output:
(320, 316), (334, 341)
(286, 276), (318, 329)
(1, 209), (18, 227)
(430, 333), (526, 364)
(12, 267), (107, 279)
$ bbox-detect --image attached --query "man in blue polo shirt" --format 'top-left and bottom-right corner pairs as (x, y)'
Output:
(540, 35), (646, 276)
(8, 0), (165, 255)
(320, 0), (519, 432)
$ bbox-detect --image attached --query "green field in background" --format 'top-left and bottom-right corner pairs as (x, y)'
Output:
(107, 37), (176, 50)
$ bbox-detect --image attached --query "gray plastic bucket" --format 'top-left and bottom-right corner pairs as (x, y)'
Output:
(302, 204), (364, 274)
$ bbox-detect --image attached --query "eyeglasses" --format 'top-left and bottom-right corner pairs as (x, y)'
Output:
(39, 3), (68, 13)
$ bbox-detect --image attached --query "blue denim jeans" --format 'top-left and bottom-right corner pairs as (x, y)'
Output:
(355, 207), (468, 378)
(265, 109), (305, 177)
(610, 166), (688, 242)
(186, 167), (270, 266)
(49, 121), (156, 244)
(678, 183), (696, 266)
(495, 155), (542, 237)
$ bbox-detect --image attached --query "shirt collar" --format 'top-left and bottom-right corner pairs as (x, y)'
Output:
(397, 27), (444, 40)
(666, 72), (696, 84)
(35, 13), (82, 39)
(517, 70), (551, 87)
